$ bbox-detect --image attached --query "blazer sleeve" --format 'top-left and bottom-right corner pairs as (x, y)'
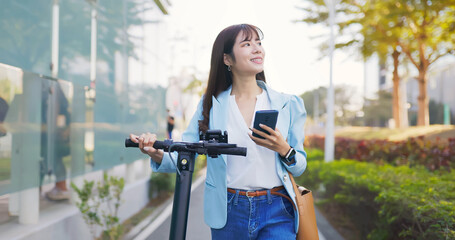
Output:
(150, 97), (204, 173)
(283, 95), (307, 177)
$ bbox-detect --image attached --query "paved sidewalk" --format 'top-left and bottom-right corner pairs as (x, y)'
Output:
(144, 175), (210, 240)
(133, 172), (344, 240)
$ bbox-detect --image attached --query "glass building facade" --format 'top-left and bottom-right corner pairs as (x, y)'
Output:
(0, 0), (167, 207)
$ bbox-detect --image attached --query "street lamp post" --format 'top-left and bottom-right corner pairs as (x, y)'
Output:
(323, 0), (337, 162)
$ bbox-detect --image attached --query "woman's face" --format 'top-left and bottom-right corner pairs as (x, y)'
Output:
(227, 30), (265, 76)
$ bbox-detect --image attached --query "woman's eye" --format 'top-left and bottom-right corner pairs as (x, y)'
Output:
(258, 42), (262, 46)
(244, 43), (250, 46)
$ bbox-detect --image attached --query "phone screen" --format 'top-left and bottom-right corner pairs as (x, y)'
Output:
(252, 110), (278, 139)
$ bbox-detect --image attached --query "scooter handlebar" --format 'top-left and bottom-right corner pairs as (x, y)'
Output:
(124, 138), (247, 157)
(124, 138), (167, 149)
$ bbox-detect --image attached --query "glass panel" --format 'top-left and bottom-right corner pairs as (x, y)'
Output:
(0, 0), (52, 76)
(0, 65), (42, 195)
(121, 84), (168, 164)
(40, 79), (73, 185)
(59, 0), (91, 86)
(0, 0), (167, 196)
(0, 65), (23, 194)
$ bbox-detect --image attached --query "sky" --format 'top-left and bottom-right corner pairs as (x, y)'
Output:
(142, 0), (380, 105)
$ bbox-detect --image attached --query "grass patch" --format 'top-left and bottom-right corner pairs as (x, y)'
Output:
(335, 125), (455, 141)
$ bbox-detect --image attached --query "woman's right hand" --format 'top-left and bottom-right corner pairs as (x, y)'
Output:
(129, 132), (163, 163)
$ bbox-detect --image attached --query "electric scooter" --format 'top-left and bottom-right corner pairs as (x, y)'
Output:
(125, 130), (247, 240)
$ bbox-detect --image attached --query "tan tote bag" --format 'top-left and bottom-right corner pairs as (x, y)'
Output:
(288, 172), (319, 240)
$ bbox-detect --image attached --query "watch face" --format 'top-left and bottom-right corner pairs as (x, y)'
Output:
(288, 148), (296, 159)
(281, 148), (297, 165)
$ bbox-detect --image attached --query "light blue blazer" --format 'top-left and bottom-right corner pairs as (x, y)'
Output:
(151, 80), (307, 232)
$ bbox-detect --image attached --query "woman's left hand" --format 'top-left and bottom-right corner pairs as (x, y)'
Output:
(249, 124), (290, 157)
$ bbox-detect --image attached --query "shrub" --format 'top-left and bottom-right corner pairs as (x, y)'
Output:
(71, 173), (125, 240)
(306, 148), (324, 162)
(149, 172), (176, 198)
(297, 160), (455, 240)
(305, 135), (455, 171)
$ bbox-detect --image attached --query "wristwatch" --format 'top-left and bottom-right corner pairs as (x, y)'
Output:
(280, 147), (296, 166)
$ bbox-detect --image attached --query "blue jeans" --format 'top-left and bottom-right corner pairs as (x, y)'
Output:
(211, 188), (296, 240)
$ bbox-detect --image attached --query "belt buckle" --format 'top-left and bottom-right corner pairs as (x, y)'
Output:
(245, 191), (255, 197)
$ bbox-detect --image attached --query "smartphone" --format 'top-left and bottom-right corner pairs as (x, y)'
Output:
(252, 110), (279, 139)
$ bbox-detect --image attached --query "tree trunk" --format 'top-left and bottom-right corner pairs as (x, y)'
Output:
(392, 50), (402, 128)
(417, 66), (429, 126)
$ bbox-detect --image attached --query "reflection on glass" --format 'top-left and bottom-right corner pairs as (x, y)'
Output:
(0, 64), (167, 195)
(0, 0), (168, 197)
(0, 0), (52, 77)
(59, 0), (91, 85)
(0, 87), (11, 184)
(40, 80), (72, 186)
(0, 64), (24, 194)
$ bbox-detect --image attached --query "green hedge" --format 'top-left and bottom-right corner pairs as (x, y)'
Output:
(296, 159), (455, 240)
(305, 135), (455, 171)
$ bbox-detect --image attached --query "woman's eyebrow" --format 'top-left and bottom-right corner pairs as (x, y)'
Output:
(240, 38), (260, 44)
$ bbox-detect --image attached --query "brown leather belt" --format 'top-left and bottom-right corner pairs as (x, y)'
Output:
(227, 186), (296, 210)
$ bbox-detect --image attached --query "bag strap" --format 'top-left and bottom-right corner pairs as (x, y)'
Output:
(287, 170), (299, 191)
(287, 170), (302, 209)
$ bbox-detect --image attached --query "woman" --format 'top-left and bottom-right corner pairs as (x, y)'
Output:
(130, 24), (307, 239)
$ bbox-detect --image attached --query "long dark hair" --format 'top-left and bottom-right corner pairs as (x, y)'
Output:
(198, 24), (266, 133)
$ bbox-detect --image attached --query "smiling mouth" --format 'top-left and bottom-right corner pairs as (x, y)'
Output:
(250, 58), (263, 64)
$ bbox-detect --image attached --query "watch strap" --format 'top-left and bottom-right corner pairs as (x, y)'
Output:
(284, 147), (293, 159)
(281, 147), (296, 166)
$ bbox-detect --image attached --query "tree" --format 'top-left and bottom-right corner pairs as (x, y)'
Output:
(359, 0), (455, 126)
(298, 0), (407, 128)
(183, 74), (207, 97)
(363, 90), (392, 127)
(334, 84), (357, 125)
(300, 86), (327, 119)
(300, 85), (357, 126)
(361, 1), (408, 128)
(297, 0), (455, 127)
(388, 0), (455, 126)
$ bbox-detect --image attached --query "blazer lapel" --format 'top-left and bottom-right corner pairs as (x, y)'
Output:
(258, 80), (290, 137)
(257, 81), (291, 174)
(257, 80), (288, 111)
(210, 87), (232, 164)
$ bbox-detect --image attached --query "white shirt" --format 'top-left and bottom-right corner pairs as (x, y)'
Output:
(226, 90), (282, 190)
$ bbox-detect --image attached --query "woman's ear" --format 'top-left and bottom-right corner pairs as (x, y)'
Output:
(223, 53), (232, 66)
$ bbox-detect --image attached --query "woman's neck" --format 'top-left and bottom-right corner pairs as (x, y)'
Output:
(231, 76), (262, 98)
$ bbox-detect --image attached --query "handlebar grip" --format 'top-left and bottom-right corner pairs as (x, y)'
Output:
(124, 138), (167, 150)
(152, 141), (167, 150)
(125, 138), (139, 148)
(215, 147), (247, 156)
